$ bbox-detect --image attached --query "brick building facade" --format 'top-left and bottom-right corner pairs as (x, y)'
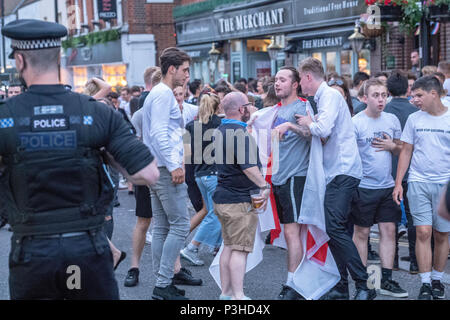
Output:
(63, 0), (180, 90)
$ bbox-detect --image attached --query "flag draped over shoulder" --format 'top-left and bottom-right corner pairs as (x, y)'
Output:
(209, 103), (340, 300)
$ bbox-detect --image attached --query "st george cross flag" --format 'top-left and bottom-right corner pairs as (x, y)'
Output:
(209, 102), (340, 300)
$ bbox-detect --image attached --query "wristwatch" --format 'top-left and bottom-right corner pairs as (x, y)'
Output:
(260, 182), (271, 190)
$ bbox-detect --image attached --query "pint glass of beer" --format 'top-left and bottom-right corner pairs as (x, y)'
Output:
(250, 189), (263, 209)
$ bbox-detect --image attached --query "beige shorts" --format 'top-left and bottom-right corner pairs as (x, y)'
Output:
(214, 202), (258, 253)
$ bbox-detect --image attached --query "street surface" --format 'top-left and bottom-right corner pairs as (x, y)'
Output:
(0, 189), (448, 300)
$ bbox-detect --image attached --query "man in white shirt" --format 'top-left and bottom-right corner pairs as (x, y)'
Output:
(173, 85), (199, 125)
(351, 79), (408, 298)
(296, 58), (374, 300)
(142, 47), (193, 300)
(393, 76), (450, 300)
(120, 87), (132, 120)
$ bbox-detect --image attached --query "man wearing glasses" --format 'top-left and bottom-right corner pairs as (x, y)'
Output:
(212, 92), (270, 300)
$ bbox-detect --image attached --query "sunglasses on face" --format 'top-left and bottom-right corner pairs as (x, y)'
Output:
(328, 79), (344, 87)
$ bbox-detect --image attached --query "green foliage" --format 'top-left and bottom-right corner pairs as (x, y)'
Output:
(399, 1), (422, 33)
(173, 0), (250, 19)
(62, 29), (121, 51)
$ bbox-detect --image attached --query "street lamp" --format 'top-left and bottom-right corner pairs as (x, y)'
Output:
(209, 42), (220, 65)
(267, 36), (281, 60)
(209, 42), (220, 83)
(348, 20), (366, 54)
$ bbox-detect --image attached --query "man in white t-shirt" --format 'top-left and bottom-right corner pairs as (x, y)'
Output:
(393, 76), (450, 300)
(351, 79), (408, 298)
(296, 58), (373, 300)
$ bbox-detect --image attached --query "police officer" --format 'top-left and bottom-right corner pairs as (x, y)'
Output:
(0, 19), (159, 300)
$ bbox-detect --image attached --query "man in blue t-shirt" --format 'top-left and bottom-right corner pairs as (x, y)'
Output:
(212, 92), (270, 300)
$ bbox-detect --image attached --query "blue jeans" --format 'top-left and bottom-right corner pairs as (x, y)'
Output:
(150, 167), (190, 287)
(194, 175), (222, 250)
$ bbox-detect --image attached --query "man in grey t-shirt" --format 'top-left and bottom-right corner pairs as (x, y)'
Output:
(271, 67), (312, 300)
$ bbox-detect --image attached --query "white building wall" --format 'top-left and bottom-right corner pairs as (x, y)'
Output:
(121, 33), (156, 86)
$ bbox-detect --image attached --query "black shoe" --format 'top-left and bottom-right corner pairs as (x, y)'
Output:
(276, 285), (305, 300)
(367, 250), (380, 263)
(380, 279), (408, 298)
(320, 288), (349, 300)
(113, 202), (120, 207)
(400, 256), (410, 262)
(418, 283), (432, 300)
(172, 267), (202, 286)
(409, 261), (419, 274)
(265, 233), (271, 245)
(431, 280), (445, 299)
(124, 268), (139, 287)
(0, 218), (7, 229)
(152, 284), (189, 300)
(113, 251), (127, 271)
(353, 288), (376, 300)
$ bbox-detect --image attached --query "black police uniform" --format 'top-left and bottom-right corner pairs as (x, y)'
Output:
(0, 19), (154, 300)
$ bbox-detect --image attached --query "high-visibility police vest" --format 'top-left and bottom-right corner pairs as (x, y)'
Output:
(0, 89), (113, 236)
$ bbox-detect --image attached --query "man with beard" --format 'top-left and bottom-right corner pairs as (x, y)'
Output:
(212, 92), (270, 300)
(270, 67), (311, 300)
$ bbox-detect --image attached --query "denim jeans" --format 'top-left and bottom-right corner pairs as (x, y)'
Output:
(194, 175), (222, 250)
(150, 167), (190, 287)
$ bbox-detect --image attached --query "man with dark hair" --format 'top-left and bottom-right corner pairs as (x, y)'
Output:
(393, 76), (450, 300)
(271, 66), (311, 300)
(142, 47), (196, 300)
(233, 82), (247, 94)
(374, 72), (389, 85)
(385, 72), (419, 275)
(411, 50), (421, 79)
(7, 84), (22, 97)
(352, 72), (370, 114)
(0, 19), (160, 300)
(131, 85), (141, 98)
(296, 58), (374, 300)
(120, 87), (132, 119)
(187, 79), (202, 105)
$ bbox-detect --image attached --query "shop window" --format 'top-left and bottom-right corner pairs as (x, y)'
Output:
(296, 53), (309, 67)
(312, 52), (322, 63)
(231, 40), (242, 52)
(341, 50), (352, 76)
(73, 66), (87, 93)
(102, 64), (127, 89)
(358, 49), (370, 75)
(247, 39), (271, 52)
(326, 52), (337, 73)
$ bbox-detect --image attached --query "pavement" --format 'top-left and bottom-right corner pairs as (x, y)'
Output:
(0, 189), (449, 300)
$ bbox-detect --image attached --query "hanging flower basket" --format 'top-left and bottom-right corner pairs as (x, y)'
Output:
(428, 5), (450, 21)
(379, 5), (403, 21)
(361, 23), (385, 37)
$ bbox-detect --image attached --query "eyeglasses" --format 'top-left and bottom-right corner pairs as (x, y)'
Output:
(241, 102), (253, 108)
(328, 79), (344, 87)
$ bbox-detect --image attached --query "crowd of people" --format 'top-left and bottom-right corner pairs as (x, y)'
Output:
(69, 50), (449, 301)
(0, 18), (449, 301)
